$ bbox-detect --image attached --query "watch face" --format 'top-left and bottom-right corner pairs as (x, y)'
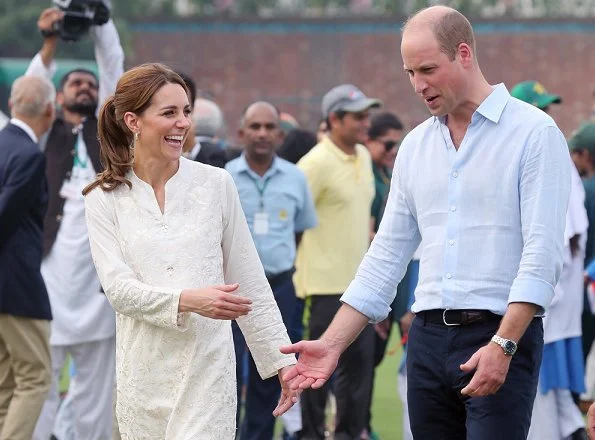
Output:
(504, 341), (516, 354)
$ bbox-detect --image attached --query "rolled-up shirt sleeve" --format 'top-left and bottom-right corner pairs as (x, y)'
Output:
(90, 19), (124, 109)
(508, 125), (571, 313)
(25, 53), (57, 80)
(341, 148), (421, 323)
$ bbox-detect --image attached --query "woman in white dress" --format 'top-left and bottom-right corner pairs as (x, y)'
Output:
(82, 63), (298, 439)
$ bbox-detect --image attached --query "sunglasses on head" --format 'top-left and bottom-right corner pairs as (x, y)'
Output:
(383, 140), (399, 151)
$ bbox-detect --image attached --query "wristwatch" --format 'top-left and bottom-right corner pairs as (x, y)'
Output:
(491, 335), (517, 356)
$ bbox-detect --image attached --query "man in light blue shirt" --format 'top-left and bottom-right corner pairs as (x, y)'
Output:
(281, 6), (570, 440)
(226, 101), (316, 440)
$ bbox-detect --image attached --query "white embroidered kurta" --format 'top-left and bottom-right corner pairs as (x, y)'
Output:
(84, 158), (295, 439)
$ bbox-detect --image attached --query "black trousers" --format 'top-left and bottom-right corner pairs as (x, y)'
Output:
(407, 314), (543, 440)
(300, 295), (375, 440)
(239, 276), (298, 440)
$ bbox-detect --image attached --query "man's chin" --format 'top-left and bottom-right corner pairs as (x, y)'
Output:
(65, 103), (97, 117)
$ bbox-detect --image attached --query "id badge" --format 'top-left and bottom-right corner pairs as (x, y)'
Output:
(59, 179), (83, 200)
(254, 212), (269, 235)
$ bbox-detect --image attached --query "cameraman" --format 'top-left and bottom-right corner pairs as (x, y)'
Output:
(26, 6), (124, 440)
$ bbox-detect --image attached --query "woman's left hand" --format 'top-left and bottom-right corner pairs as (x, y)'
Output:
(272, 365), (301, 417)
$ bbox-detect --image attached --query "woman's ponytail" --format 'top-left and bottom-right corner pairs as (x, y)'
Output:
(83, 95), (133, 195)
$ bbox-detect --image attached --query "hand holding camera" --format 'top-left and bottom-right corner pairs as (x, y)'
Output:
(38, 1), (110, 42)
(38, 8), (64, 38)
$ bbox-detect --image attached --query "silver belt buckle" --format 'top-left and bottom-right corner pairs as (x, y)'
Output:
(443, 309), (461, 326)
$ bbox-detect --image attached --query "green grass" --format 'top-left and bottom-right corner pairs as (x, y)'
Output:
(370, 328), (404, 439)
(274, 325), (406, 439)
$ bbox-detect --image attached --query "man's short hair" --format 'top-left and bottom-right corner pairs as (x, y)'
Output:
(368, 112), (404, 140)
(405, 8), (476, 61)
(11, 75), (56, 117)
(433, 9), (476, 60)
(193, 98), (224, 138)
(58, 68), (99, 92)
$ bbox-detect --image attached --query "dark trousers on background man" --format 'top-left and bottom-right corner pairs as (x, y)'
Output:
(300, 295), (375, 440)
(240, 272), (298, 440)
(407, 311), (543, 440)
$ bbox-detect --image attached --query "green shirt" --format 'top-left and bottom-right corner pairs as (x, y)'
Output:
(583, 176), (595, 264)
(371, 163), (391, 232)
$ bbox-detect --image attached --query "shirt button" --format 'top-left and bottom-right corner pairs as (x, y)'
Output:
(162, 224), (168, 232)
(452, 171), (459, 178)
(446, 273), (452, 279)
(56, 214), (63, 222)
(450, 206), (457, 212)
(448, 239), (455, 246)
(166, 266), (174, 275)
(70, 149), (76, 157)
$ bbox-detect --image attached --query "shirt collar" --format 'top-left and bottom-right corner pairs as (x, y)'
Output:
(10, 118), (38, 143)
(321, 135), (361, 162)
(435, 83), (510, 126)
(238, 153), (281, 178)
(475, 83), (510, 123)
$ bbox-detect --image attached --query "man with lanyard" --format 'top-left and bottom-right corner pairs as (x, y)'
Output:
(26, 7), (124, 440)
(226, 102), (317, 440)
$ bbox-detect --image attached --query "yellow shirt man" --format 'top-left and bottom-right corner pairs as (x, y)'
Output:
(294, 135), (375, 298)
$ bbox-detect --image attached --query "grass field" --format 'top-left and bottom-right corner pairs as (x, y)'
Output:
(273, 326), (406, 439)
(369, 329), (404, 439)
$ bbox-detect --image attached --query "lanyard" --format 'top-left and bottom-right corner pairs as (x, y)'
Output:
(250, 175), (272, 210)
(73, 133), (88, 169)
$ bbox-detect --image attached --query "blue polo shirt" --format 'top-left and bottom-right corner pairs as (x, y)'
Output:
(226, 154), (317, 275)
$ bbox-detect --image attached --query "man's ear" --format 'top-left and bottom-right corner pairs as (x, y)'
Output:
(44, 102), (54, 118)
(56, 91), (65, 107)
(8, 98), (13, 112)
(123, 111), (140, 134)
(456, 42), (473, 67)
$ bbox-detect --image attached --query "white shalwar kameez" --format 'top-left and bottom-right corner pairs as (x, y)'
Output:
(84, 158), (295, 439)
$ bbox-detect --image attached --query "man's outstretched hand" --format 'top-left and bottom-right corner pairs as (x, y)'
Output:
(279, 340), (340, 391)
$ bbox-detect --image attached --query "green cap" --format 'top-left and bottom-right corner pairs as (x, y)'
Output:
(510, 81), (562, 109)
(568, 122), (595, 154)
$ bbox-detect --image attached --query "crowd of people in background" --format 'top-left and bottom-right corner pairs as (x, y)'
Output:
(3, 4), (595, 440)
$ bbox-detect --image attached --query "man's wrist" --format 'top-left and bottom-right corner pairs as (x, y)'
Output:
(490, 334), (518, 356)
(40, 29), (59, 38)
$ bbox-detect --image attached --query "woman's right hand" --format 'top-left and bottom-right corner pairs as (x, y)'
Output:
(178, 284), (252, 320)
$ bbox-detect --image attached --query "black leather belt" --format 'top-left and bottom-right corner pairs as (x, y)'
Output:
(420, 309), (501, 326)
(265, 268), (295, 287)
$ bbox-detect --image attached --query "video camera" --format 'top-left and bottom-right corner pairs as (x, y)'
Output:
(47, 0), (110, 42)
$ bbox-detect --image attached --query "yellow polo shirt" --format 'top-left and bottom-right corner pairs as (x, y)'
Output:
(294, 136), (375, 298)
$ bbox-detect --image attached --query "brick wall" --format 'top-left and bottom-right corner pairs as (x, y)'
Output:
(131, 19), (595, 139)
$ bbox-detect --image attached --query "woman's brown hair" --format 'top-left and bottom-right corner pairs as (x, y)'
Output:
(83, 63), (189, 195)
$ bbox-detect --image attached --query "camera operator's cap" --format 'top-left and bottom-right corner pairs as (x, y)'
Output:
(510, 81), (561, 110)
(568, 122), (595, 154)
(321, 84), (381, 118)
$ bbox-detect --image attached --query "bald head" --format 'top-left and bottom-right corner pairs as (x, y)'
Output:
(404, 6), (476, 61)
(192, 98), (223, 138)
(239, 101), (281, 159)
(240, 101), (279, 128)
(10, 75), (56, 118)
